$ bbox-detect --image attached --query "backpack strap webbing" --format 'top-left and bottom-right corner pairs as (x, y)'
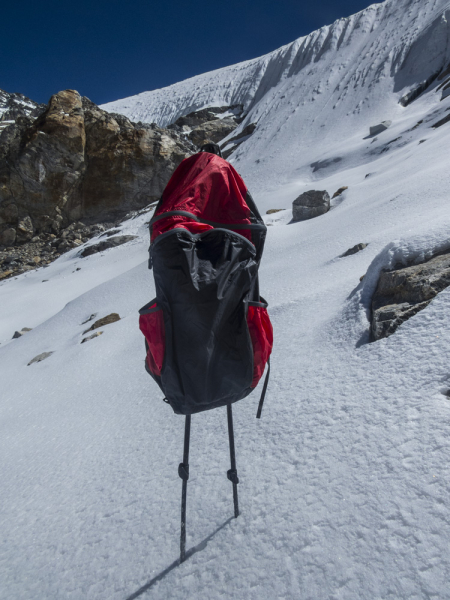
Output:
(256, 358), (271, 419)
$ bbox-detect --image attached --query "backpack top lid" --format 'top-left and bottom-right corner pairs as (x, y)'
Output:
(150, 152), (266, 254)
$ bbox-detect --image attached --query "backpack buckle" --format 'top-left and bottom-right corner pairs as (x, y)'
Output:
(227, 469), (239, 484)
(178, 463), (189, 480)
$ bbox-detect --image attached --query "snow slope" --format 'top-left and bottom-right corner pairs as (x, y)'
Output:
(2, 0), (450, 598)
(102, 0), (450, 198)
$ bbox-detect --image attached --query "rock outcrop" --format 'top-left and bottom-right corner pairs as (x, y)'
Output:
(292, 190), (330, 222)
(80, 235), (137, 257)
(0, 89), (194, 253)
(371, 250), (450, 340)
(168, 105), (245, 156)
(0, 88), (46, 123)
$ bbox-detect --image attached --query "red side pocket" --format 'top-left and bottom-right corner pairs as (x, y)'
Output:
(139, 299), (166, 377)
(247, 299), (273, 388)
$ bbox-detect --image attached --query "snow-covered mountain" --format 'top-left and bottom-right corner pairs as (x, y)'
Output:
(2, 0), (450, 598)
(102, 0), (450, 197)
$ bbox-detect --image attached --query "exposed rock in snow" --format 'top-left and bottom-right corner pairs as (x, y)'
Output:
(81, 331), (103, 343)
(81, 313), (97, 325)
(371, 250), (450, 340)
(332, 186), (348, 199)
(292, 190), (330, 222)
(188, 118), (237, 147)
(80, 235), (137, 257)
(398, 69), (442, 107)
(27, 351), (53, 366)
(82, 313), (120, 335)
(342, 243), (368, 257)
(12, 327), (32, 339)
(266, 209), (284, 214)
(432, 111), (450, 128)
(369, 121), (392, 136)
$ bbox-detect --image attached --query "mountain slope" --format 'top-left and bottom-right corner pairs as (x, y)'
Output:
(102, 0), (450, 195)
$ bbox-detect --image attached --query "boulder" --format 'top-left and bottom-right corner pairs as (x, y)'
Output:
(369, 121), (392, 136)
(292, 190), (330, 222)
(16, 216), (34, 243)
(0, 227), (16, 246)
(342, 243), (368, 257)
(371, 250), (450, 340)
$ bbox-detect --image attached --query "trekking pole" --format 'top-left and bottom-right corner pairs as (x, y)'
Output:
(226, 404), (240, 518)
(178, 415), (191, 563)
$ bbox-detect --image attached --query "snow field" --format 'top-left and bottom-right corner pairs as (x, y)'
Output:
(2, 0), (450, 597)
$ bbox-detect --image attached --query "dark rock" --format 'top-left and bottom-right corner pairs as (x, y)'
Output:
(266, 209), (284, 214)
(310, 157), (342, 173)
(224, 123), (257, 146)
(27, 351), (53, 366)
(398, 70), (441, 107)
(80, 235), (137, 257)
(83, 313), (120, 334)
(292, 190), (330, 222)
(0, 228), (16, 246)
(81, 313), (97, 325)
(189, 118), (237, 147)
(371, 250), (450, 340)
(171, 105), (243, 129)
(332, 186), (348, 199)
(432, 113), (450, 129)
(342, 243), (368, 257)
(12, 327), (32, 339)
(369, 121), (392, 136)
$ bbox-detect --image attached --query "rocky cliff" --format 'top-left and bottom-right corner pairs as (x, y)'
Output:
(0, 89), (196, 248)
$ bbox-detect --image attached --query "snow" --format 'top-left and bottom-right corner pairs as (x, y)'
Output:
(2, 0), (450, 597)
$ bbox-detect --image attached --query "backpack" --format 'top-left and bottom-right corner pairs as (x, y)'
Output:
(138, 148), (273, 562)
(139, 150), (273, 416)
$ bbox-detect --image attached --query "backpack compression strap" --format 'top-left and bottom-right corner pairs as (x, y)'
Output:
(256, 358), (270, 419)
(150, 210), (266, 231)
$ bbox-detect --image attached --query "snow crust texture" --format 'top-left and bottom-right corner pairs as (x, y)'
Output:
(2, 0), (450, 598)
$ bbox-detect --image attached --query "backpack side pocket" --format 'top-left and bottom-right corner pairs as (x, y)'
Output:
(246, 297), (273, 388)
(139, 299), (166, 377)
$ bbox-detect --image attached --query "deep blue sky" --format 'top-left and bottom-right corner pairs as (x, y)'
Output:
(1, 0), (381, 106)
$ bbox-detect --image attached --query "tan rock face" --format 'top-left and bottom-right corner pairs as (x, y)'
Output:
(0, 90), (193, 244)
(371, 250), (450, 340)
